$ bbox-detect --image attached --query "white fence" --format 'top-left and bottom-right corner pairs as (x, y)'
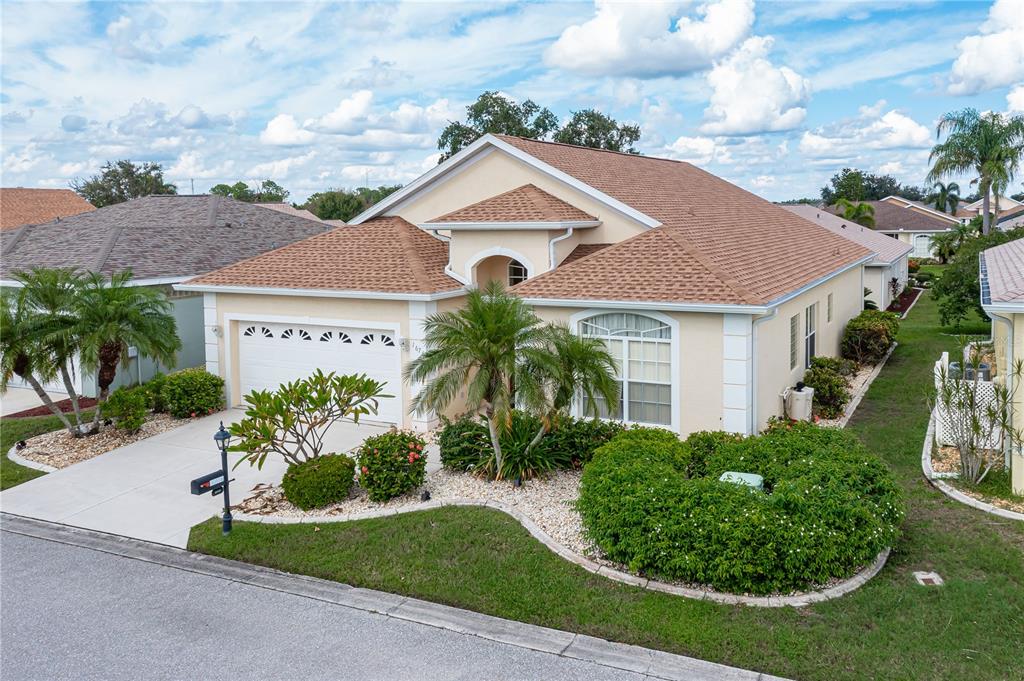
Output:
(933, 351), (1002, 449)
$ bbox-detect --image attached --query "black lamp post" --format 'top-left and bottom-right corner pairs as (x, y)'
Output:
(214, 422), (233, 535)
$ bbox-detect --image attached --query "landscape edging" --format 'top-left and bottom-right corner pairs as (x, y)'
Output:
(233, 500), (890, 608)
(5, 445), (57, 473)
(921, 410), (1024, 522)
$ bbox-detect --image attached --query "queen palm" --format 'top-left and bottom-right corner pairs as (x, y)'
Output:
(836, 198), (876, 227)
(928, 108), (1024, 235)
(927, 180), (961, 215)
(73, 270), (181, 432)
(405, 281), (546, 477)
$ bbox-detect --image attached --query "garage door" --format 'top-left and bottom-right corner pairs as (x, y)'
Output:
(237, 321), (402, 424)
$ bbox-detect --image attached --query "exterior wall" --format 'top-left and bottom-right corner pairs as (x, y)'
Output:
(447, 229), (558, 282)
(865, 266), (886, 310)
(1015, 313), (1024, 495)
(754, 265), (863, 431)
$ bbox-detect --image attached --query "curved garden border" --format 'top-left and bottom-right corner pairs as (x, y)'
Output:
(233, 500), (890, 608)
(921, 411), (1024, 522)
(6, 445), (57, 473)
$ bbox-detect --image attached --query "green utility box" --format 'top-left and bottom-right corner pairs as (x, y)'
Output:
(719, 471), (764, 492)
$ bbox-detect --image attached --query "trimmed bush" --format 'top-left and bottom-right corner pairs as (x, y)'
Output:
(809, 355), (857, 377)
(841, 310), (900, 364)
(907, 259), (920, 273)
(578, 423), (903, 594)
(357, 430), (427, 501)
(162, 368), (225, 418)
(281, 454), (356, 510)
(144, 372), (168, 413)
(101, 386), (147, 432)
(803, 360), (851, 419)
(437, 414), (491, 472)
(536, 417), (626, 467)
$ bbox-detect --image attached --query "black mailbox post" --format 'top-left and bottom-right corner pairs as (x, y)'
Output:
(191, 422), (233, 535)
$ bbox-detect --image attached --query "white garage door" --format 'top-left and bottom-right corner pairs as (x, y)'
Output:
(237, 321), (402, 424)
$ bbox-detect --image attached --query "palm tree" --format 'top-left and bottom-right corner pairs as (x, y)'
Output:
(405, 281), (546, 477)
(928, 232), (957, 264)
(73, 270), (181, 432)
(927, 108), (1024, 235)
(836, 198), (876, 227)
(927, 181), (961, 214)
(517, 323), (620, 455)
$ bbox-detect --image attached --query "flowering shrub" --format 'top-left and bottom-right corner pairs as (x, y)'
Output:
(101, 386), (148, 433)
(841, 310), (900, 364)
(907, 259), (920, 273)
(357, 430), (427, 501)
(161, 368), (225, 419)
(281, 454), (356, 510)
(577, 422), (903, 594)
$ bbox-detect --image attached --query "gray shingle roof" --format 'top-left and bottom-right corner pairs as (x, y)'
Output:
(1, 195), (330, 281)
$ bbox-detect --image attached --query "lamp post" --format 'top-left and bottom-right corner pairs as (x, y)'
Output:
(214, 422), (232, 535)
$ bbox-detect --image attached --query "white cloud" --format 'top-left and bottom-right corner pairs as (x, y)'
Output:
(2, 143), (45, 174)
(751, 175), (776, 188)
(1008, 85), (1024, 113)
(948, 0), (1024, 95)
(546, 0), (754, 77)
(59, 161), (90, 176)
(259, 114), (315, 146)
(61, 114), (88, 132)
(877, 161), (904, 175)
(307, 90), (374, 134)
(246, 150), (317, 178)
(168, 150), (234, 179)
(700, 37), (810, 135)
(664, 136), (724, 165)
(799, 109), (931, 158)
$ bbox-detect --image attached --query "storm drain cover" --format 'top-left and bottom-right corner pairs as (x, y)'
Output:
(913, 571), (944, 586)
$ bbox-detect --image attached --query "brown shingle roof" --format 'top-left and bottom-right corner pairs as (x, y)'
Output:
(426, 184), (596, 223)
(782, 205), (912, 265)
(982, 238), (1024, 305)
(561, 243), (612, 264)
(497, 136), (870, 305)
(256, 202), (324, 222)
(0, 188), (95, 231)
(834, 200), (957, 232)
(1, 195), (328, 280)
(186, 216), (460, 294)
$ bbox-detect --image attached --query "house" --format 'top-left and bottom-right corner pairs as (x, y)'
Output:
(178, 134), (873, 437)
(783, 205), (913, 310)
(0, 187), (95, 230)
(979, 237), (1024, 495)
(829, 196), (960, 259)
(957, 194), (1024, 224)
(0, 194), (329, 396)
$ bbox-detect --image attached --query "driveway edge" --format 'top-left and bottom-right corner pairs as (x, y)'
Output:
(0, 512), (787, 681)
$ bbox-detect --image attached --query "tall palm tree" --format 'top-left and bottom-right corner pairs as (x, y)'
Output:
(927, 108), (1024, 235)
(517, 323), (620, 455)
(927, 180), (961, 214)
(405, 281), (546, 477)
(73, 270), (181, 432)
(836, 198), (876, 227)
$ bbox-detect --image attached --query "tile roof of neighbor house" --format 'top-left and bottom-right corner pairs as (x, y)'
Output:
(496, 136), (870, 306)
(0, 194), (329, 281)
(256, 202), (324, 222)
(426, 184), (597, 223)
(782, 205), (912, 266)
(844, 199), (958, 233)
(0, 188), (95, 231)
(186, 216), (459, 294)
(981, 238), (1024, 305)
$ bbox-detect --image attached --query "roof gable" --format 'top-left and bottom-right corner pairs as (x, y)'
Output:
(0, 188), (95, 230)
(425, 184), (597, 224)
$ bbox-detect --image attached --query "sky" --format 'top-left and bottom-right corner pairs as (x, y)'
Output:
(1, 0), (1022, 203)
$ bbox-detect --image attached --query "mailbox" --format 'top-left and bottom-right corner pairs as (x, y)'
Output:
(191, 470), (226, 496)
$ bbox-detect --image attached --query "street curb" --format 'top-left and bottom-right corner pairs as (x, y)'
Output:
(0, 513), (787, 681)
(921, 411), (1024, 522)
(5, 445), (57, 473)
(233, 499), (890, 608)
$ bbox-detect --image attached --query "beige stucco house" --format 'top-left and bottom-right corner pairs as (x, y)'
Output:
(177, 134), (872, 437)
(979, 237), (1024, 494)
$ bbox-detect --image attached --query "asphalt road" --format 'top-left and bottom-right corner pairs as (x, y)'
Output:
(0, 531), (648, 681)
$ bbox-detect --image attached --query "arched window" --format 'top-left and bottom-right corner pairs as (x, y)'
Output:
(579, 313), (672, 426)
(507, 259), (528, 286)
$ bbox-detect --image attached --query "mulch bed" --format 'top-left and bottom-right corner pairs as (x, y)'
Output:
(887, 287), (921, 315)
(6, 397), (99, 418)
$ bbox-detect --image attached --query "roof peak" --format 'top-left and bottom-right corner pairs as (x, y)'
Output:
(491, 134), (688, 166)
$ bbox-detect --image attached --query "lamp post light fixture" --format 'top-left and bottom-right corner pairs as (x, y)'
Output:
(214, 422), (233, 535)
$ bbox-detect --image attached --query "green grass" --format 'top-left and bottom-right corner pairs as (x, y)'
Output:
(951, 470), (1024, 506)
(1, 410), (94, 490)
(189, 292), (1024, 681)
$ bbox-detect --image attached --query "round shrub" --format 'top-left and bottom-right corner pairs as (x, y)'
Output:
(101, 386), (148, 433)
(144, 372), (168, 413)
(803, 362), (851, 419)
(437, 414), (490, 472)
(281, 454), (356, 510)
(578, 423), (903, 595)
(161, 368), (225, 418)
(357, 430), (427, 501)
(536, 417), (626, 467)
(841, 310), (900, 364)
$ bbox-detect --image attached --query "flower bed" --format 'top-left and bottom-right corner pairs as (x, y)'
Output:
(13, 413), (185, 469)
(886, 287), (922, 316)
(5, 397), (99, 419)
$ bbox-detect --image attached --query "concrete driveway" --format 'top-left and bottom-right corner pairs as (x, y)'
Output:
(1, 387), (68, 417)
(1, 409), (404, 547)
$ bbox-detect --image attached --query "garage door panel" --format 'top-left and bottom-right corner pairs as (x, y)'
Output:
(237, 321), (402, 424)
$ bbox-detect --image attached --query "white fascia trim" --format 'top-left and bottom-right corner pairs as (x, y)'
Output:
(173, 283), (468, 301)
(417, 220), (601, 231)
(763, 255), (874, 309)
(983, 302), (1024, 314)
(524, 297), (771, 314)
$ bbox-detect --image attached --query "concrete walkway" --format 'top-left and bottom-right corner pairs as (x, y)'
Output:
(0, 409), (395, 546)
(1, 387), (68, 417)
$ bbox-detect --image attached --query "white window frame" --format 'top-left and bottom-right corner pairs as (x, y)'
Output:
(569, 309), (680, 432)
(507, 259), (528, 286)
(790, 314), (799, 370)
(804, 303), (817, 369)
(827, 293), (834, 323)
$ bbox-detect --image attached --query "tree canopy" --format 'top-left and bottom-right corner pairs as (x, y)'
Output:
(437, 91), (641, 161)
(210, 180), (289, 203)
(72, 160), (177, 207)
(301, 185), (403, 222)
(931, 226), (1024, 326)
(820, 167), (925, 205)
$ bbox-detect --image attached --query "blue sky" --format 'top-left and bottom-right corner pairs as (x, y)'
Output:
(2, 0), (1022, 203)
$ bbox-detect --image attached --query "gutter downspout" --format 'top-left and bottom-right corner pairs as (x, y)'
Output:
(749, 308), (779, 435)
(988, 310), (1015, 469)
(548, 226), (574, 270)
(431, 229), (472, 287)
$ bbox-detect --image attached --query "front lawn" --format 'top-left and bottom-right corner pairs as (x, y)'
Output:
(189, 292), (1024, 681)
(1, 412), (92, 490)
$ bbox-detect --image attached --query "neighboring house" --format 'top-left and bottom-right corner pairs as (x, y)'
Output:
(995, 205), (1024, 230)
(255, 202), (346, 227)
(957, 194), (1024, 224)
(0, 194), (329, 396)
(829, 196), (960, 259)
(0, 187), (95, 230)
(179, 134), (873, 437)
(783, 205), (913, 310)
(979, 237), (1024, 495)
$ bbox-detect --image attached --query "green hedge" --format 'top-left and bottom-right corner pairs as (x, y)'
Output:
(101, 386), (147, 432)
(161, 368), (225, 418)
(841, 310), (900, 364)
(803, 358), (851, 419)
(577, 422), (903, 594)
(281, 454), (356, 510)
(357, 431), (427, 501)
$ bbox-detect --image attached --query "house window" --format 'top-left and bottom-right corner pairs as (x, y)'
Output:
(790, 314), (799, 370)
(508, 259), (528, 286)
(827, 293), (834, 323)
(804, 303), (817, 369)
(580, 312), (672, 426)
(914, 234), (932, 258)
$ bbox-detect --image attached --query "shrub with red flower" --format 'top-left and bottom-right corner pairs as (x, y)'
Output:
(356, 430), (428, 502)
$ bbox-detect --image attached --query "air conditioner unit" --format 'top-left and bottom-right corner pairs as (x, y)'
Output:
(786, 386), (815, 422)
